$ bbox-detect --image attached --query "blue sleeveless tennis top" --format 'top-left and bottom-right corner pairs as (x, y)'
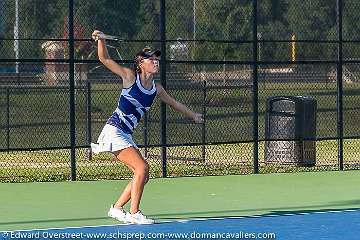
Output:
(106, 73), (157, 134)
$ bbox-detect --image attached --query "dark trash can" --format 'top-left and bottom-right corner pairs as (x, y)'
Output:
(265, 96), (317, 166)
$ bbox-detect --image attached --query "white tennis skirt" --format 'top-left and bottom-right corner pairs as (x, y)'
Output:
(91, 124), (137, 154)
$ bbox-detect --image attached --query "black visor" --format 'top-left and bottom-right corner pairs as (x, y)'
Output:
(140, 49), (161, 59)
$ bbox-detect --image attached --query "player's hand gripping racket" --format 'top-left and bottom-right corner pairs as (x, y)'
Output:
(92, 31), (123, 42)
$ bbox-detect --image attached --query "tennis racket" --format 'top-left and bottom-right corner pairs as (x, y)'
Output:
(97, 33), (123, 41)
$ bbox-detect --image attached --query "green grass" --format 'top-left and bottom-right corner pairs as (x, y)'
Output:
(1, 81), (360, 181)
(1, 139), (359, 182)
(2, 81), (360, 148)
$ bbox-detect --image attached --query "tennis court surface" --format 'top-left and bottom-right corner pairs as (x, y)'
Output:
(1, 171), (359, 239)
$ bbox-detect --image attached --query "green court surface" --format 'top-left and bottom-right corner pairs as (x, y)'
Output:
(0, 170), (359, 231)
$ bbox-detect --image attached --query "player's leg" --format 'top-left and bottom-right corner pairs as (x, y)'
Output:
(114, 175), (149, 209)
(114, 147), (149, 213)
(113, 147), (154, 224)
(108, 179), (134, 222)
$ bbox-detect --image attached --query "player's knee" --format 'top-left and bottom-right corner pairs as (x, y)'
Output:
(134, 162), (149, 177)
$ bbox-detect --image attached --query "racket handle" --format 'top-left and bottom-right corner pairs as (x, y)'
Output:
(97, 33), (122, 41)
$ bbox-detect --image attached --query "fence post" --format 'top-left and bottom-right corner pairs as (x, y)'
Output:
(337, 0), (344, 170)
(252, 0), (259, 174)
(160, 0), (167, 177)
(69, 0), (77, 180)
(6, 88), (10, 151)
(202, 80), (206, 161)
(86, 81), (92, 161)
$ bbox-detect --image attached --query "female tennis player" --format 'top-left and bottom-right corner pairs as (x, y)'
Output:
(91, 30), (203, 224)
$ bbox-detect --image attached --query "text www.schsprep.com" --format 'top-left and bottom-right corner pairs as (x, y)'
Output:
(2, 230), (276, 239)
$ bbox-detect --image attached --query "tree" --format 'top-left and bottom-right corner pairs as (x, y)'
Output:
(284, 0), (337, 60)
(343, 0), (360, 60)
(62, 16), (92, 59)
(135, 0), (160, 40)
(189, 0), (253, 61)
(166, 0), (193, 40)
(84, 0), (141, 60)
(0, 0), (4, 37)
(223, 2), (253, 61)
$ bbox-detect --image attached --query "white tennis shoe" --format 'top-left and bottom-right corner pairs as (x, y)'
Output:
(107, 205), (127, 222)
(126, 211), (155, 224)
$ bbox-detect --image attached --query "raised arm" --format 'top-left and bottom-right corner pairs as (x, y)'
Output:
(92, 30), (134, 85)
(156, 83), (203, 123)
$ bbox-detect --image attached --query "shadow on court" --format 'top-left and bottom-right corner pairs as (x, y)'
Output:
(152, 200), (360, 219)
(0, 217), (109, 226)
(1, 200), (359, 226)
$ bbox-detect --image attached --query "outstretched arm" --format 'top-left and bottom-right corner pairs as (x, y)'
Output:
(156, 83), (203, 123)
(92, 30), (134, 85)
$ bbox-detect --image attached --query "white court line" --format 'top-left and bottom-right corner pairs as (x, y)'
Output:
(1, 209), (358, 233)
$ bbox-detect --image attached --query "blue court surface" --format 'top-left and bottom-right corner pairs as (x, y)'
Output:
(1, 209), (359, 240)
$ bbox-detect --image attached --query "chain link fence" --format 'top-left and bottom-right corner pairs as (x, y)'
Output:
(0, 0), (359, 182)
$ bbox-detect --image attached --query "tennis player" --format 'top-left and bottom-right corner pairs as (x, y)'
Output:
(91, 30), (203, 224)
